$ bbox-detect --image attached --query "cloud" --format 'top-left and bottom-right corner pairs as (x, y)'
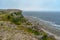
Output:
(0, 0), (20, 9)
(0, 0), (60, 11)
(19, 0), (60, 11)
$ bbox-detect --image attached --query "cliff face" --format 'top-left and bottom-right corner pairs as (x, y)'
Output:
(0, 9), (55, 40)
(0, 9), (38, 40)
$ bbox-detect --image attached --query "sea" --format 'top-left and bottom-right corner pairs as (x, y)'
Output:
(23, 11), (60, 30)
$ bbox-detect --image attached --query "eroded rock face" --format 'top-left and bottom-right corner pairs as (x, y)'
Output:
(0, 21), (17, 28)
(0, 9), (38, 40)
(0, 21), (38, 40)
(0, 30), (38, 40)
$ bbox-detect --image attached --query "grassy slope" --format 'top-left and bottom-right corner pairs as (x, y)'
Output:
(0, 9), (56, 40)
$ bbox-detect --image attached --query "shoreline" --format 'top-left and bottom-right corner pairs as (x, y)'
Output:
(23, 15), (60, 30)
(24, 16), (60, 40)
(41, 28), (60, 40)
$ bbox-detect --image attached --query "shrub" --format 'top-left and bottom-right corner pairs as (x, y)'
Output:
(27, 28), (40, 35)
(42, 34), (47, 40)
(11, 18), (20, 25)
(7, 15), (11, 20)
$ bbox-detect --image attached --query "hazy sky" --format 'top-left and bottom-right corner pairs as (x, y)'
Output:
(0, 0), (60, 11)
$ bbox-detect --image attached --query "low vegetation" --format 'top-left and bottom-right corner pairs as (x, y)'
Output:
(0, 9), (56, 40)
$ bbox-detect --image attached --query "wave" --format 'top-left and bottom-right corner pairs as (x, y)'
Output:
(24, 15), (60, 30)
(29, 16), (60, 30)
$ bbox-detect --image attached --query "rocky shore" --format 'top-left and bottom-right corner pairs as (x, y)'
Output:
(24, 16), (60, 40)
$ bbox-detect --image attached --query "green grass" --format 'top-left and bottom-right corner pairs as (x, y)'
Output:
(27, 28), (41, 35)
(16, 25), (41, 35)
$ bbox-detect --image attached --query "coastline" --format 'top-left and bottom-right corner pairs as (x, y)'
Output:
(24, 16), (60, 40)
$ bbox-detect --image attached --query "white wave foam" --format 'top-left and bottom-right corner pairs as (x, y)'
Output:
(31, 16), (60, 30)
(24, 15), (60, 30)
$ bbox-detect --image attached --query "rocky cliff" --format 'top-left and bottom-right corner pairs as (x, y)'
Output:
(0, 9), (56, 40)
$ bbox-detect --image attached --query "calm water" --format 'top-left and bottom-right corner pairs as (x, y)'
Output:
(23, 11), (60, 29)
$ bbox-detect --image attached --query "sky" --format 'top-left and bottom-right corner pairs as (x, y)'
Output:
(0, 0), (60, 11)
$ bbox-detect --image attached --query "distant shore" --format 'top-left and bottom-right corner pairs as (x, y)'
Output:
(24, 16), (60, 40)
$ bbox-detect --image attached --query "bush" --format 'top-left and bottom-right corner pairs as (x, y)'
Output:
(42, 34), (47, 40)
(11, 18), (20, 25)
(7, 15), (11, 20)
(27, 28), (40, 35)
(26, 22), (32, 25)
